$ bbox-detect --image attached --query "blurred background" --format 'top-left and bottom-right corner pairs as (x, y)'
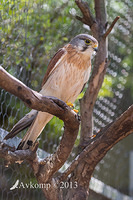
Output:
(0, 0), (133, 199)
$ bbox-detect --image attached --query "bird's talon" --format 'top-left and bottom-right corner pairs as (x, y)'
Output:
(66, 102), (74, 107)
(73, 109), (79, 113)
(92, 134), (96, 138)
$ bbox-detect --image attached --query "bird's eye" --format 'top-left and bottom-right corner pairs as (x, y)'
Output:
(85, 39), (91, 45)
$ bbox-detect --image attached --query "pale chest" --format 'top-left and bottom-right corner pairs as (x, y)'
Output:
(40, 61), (91, 103)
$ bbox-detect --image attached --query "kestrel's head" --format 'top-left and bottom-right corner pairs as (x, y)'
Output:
(70, 34), (98, 56)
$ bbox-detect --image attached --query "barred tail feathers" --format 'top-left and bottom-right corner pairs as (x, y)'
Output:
(4, 110), (38, 140)
(17, 111), (53, 150)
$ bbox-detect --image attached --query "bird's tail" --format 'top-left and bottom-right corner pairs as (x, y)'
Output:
(17, 111), (53, 150)
(4, 110), (38, 140)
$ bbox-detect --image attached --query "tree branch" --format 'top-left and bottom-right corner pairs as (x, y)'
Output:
(35, 120), (79, 183)
(80, 59), (110, 145)
(75, 0), (96, 27)
(75, 0), (108, 146)
(103, 16), (120, 38)
(73, 105), (133, 197)
(94, 0), (107, 25)
(0, 141), (38, 166)
(59, 105), (133, 181)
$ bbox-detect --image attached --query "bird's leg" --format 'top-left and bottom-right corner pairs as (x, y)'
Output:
(66, 101), (79, 113)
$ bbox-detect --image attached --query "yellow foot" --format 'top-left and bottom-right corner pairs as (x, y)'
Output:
(73, 109), (79, 113)
(66, 102), (79, 113)
(66, 102), (74, 107)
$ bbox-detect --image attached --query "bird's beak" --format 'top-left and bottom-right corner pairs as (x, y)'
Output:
(93, 47), (98, 52)
(93, 44), (98, 52)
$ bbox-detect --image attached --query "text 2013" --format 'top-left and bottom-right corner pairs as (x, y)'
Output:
(60, 181), (78, 189)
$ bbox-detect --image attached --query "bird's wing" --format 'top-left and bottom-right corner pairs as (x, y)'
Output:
(42, 47), (66, 86)
(16, 48), (67, 149)
(4, 110), (38, 140)
(5, 47), (66, 141)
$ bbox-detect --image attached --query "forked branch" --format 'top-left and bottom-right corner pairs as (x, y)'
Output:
(75, 0), (96, 27)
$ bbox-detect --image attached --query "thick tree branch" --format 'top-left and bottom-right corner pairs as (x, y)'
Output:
(59, 105), (133, 181)
(94, 0), (107, 25)
(64, 105), (133, 200)
(75, 0), (108, 146)
(80, 59), (110, 145)
(73, 105), (133, 198)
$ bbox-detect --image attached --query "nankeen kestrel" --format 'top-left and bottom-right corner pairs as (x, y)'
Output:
(5, 34), (98, 149)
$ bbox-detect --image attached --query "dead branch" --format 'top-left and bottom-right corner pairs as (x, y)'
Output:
(103, 16), (120, 38)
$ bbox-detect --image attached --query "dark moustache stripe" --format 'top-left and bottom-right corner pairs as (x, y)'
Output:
(81, 45), (88, 52)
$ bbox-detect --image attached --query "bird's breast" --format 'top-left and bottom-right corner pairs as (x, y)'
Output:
(40, 59), (91, 103)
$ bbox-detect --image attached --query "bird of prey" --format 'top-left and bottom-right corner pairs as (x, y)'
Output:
(5, 34), (98, 150)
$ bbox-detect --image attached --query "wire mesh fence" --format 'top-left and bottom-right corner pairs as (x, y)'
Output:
(0, 0), (133, 199)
